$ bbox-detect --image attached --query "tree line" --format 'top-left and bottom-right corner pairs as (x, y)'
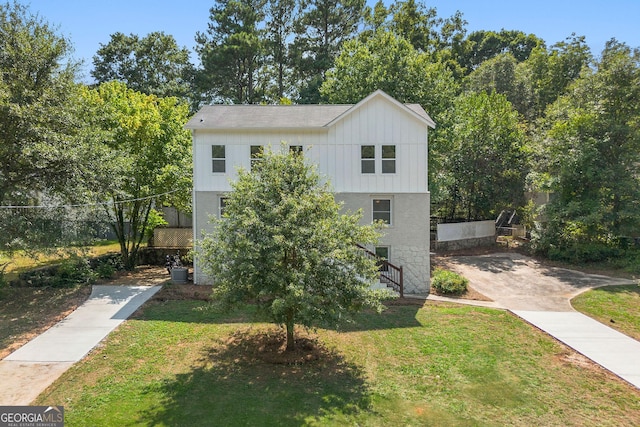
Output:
(1, 0), (639, 266)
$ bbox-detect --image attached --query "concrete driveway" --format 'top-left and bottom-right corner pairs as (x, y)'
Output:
(439, 252), (635, 311)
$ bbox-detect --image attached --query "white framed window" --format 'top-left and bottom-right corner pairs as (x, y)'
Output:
(361, 145), (375, 173)
(289, 145), (303, 156)
(382, 145), (396, 174)
(250, 145), (263, 169)
(212, 145), (225, 173)
(219, 196), (228, 218)
(372, 198), (392, 225)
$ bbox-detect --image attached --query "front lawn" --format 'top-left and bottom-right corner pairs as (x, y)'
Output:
(572, 284), (640, 341)
(35, 296), (640, 426)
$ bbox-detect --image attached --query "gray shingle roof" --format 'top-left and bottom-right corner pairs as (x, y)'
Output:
(185, 90), (435, 130)
(186, 104), (353, 129)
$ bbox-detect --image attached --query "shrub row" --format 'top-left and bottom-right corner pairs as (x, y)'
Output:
(11, 253), (124, 288)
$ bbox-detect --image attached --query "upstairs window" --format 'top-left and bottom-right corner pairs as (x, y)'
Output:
(251, 145), (263, 169)
(372, 199), (392, 224)
(382, 145), (396, 173)
(361, 145), (375, 174)
(212, 145), (225, 173)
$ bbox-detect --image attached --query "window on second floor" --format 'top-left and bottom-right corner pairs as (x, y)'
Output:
(361, 145), (375, 173)
(212, 145), (225, 173)
(382, 145), (396, 174)
(372, 198), (392, 225)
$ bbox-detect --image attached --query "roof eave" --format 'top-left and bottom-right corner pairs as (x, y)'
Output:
(186, 125), (329, 131)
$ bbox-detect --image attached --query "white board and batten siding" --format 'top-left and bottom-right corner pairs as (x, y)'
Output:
(192, 95), (429, 195)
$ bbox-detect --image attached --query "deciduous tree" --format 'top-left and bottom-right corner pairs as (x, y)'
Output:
(320, 30), (459, 206)
(0, 2), (81, 206)
(81, 82), (192, 269)
(533, 40), (640, 256)
(440, 92), (528, 221)
(0, 2), (97, 250)
(199, 145), (390, 351)
(92, 32), (195, 103)
(456, 29), (544, 73)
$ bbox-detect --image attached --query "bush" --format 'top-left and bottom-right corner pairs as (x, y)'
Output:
(547, 243), (620, 264)
(431, 268), (468, 295)
(96, 261), (116, 279)
(51, 256), (97, 288)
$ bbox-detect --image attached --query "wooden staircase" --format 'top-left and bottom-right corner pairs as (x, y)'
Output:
(357, 245), (404, 297)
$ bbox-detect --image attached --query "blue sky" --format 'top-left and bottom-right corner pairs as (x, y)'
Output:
(28, 0), (640, 81)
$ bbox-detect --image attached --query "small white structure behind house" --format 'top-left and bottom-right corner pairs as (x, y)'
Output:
(186, 90), (434, 295)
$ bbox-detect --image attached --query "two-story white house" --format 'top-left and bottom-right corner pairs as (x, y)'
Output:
(186, 90), (434, 295)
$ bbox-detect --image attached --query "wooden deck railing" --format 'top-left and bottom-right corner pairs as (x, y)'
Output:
(356, 245), (404, 298)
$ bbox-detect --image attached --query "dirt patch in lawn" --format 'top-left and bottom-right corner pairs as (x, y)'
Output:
(97, 265), (172, 286)
(0, 285), (92, 359)
(151, 283), (213, 302)
(220, 327), (326, 365)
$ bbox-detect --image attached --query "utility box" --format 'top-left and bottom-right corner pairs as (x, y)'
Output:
(170, 267), (188, 284)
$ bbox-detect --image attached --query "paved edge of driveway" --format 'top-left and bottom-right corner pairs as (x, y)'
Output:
(0, 284), (162, 405)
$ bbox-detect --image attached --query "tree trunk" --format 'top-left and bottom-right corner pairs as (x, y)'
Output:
(285, 311), (295, 351)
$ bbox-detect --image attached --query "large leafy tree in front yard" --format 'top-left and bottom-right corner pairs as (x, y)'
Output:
(82, 81), (192, 270)
(199, 145), (390, 351)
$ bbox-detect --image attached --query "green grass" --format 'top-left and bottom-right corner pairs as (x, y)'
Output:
(572, 284), (640, 341)
(34, 299), (640, 426)
(0, 241), (122, 281)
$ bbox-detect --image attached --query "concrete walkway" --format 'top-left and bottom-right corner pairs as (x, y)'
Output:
(0, 285), (161, 405)
(513, 310), (640, 388)
(433, 252), (640, 389)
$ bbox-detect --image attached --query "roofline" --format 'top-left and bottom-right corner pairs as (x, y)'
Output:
(325, 89), (436, 129)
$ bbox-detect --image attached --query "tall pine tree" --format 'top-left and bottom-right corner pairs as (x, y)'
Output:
(196, 0), (267, 104)
(291, 0), (365, 103)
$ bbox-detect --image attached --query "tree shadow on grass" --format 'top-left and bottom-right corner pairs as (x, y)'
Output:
(138, 288), (425, 331)
(587, 284), (640, 295)
(136, 328), (375, 426)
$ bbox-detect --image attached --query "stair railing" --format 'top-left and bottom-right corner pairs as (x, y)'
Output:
(356, 244), (404, 298)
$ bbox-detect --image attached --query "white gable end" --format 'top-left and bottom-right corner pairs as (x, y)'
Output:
(321, 95), (428, 193)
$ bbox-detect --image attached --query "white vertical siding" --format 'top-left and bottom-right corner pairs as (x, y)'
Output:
(193, 96), (428, 194)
